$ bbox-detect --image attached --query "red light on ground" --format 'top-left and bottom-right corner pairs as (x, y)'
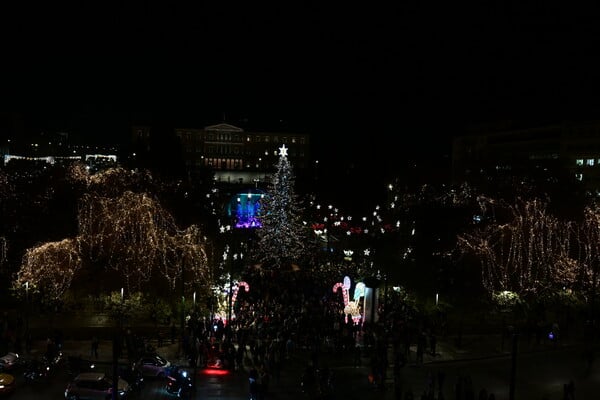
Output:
(201, 368), (230, 376)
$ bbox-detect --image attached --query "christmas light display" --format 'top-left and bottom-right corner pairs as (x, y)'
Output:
(12, 169), (211, 301)
(78, 191), (210, 292)
(227, 191), (264, 228)
(333, 276), (362, 323)
(254, 145), (312, 269)
(231, 280), (249, 306)
(573, 205), (600, 296)
(15, 238), (82, 300)
(458, 199), (574, 298)
(332, 281), (349, 306)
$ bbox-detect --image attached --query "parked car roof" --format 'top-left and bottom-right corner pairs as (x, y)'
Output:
(74, 372), (106, 381)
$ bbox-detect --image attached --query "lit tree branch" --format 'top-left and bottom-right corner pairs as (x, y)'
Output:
(14, 238), (81, 300)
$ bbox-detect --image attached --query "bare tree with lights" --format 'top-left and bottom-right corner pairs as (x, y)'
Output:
(573, 204), (600, 309)
(13, 167), (212, 307)
(14, 238), (82, 301)
(78, 191), (210, 292)
(458, 198), (575, 301)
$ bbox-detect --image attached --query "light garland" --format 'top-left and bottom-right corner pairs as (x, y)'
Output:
(458, 198), (576, 299)
(78, 191), (210, 292)
(15, 238), (82, 300)
(13, 167), (212, 300)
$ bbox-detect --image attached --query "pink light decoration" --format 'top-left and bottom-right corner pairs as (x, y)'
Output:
(232, 281), (250, 306)
(332, 282), (349, 306)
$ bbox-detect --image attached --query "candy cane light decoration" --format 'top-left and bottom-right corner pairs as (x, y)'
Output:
(232, 281), (250, 306)
(333, 282), (349, 306)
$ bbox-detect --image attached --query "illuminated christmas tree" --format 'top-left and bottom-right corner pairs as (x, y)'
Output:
(254, 144), (312, 270)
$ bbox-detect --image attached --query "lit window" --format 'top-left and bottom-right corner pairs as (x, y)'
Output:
(576, 173), (583, 181)
(587, 159), (595, 166)
(576, 159), (584, 166)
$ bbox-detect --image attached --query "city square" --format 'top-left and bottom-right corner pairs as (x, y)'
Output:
(2, 3), (600, 400)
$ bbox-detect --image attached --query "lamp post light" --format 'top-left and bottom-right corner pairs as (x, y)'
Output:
(180, 260), (185, 355)
(112, 288), (124, 400)
(223, 246), (233, 326)
(24, 281), (29, 338)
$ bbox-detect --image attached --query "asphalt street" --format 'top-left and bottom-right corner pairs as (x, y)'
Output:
(3, 332), (596, 400)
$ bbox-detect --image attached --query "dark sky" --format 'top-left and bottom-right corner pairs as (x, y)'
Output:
(2, 3), (600, 164)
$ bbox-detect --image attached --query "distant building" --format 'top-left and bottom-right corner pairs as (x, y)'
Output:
(133, 123), (311, 186)
(1, 130), (119, 170)
(452, 120), (600, 196)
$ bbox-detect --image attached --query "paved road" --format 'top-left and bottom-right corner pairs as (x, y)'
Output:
(5, 336), (599, 400)
(5, 312), (598, 399)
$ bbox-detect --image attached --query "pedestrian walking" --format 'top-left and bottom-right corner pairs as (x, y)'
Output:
(249, 368), (260, 400)
(429, 333), (437, 356)
(416, 332), (425, 365)
(354, 342), (362, 367)
(171, 323), (177, 344)
(91, 336), (99, 359)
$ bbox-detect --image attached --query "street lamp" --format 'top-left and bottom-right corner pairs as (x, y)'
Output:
(24, 281), (29, 337)
(223, 246), (234, 326)
(112, 287), (124, 400)
(180, 258), (185, 355)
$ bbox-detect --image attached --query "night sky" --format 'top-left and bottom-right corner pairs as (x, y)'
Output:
(1, 3), (600, 193)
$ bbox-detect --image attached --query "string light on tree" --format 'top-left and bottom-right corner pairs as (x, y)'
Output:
(254, 144), (313, 270)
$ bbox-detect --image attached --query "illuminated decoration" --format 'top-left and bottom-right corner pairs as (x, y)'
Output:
(353, 282), (366, 301)
(332, 276), (363, 323)
(84, 154), (117, 162)
(14, 168), (211, 300)
(79, 191), (210, 292)
(343, 249), (353, 261)
(4, 155), (56, 165)
(458, 198), (574, 298)
(573, 204), (600, 297)
(231, 281), (249, 307)
(226, 190), (265, 228)
(332, 282), (349, 306)
(344, 302), (361, 323)
(15, 238), (82, 300)
(278, 144), (288, 157)
(255, 145), (311, 269)
(3, 154), (89, 166)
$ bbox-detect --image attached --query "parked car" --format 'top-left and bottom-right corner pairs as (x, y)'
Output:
(118, 363), (144, 393)
(135, 354), (172, 378)
(0, 372), (16, 395)
(64, 372), (131, 400)
(0, 352), (20, 372)
(67, 355), (97, 377)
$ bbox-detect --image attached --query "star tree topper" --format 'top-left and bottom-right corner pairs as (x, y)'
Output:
(279, 144), (288, 157)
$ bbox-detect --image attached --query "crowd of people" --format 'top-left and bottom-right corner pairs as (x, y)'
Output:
(1, 264), (594, 400)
